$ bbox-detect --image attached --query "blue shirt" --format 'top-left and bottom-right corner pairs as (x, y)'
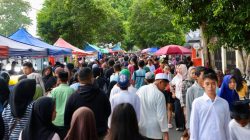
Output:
(132, 68), (146, 89)
(70, 83), (80, 91)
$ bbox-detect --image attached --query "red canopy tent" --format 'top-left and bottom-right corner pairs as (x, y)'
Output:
(0, 45), (9, 58)
(54, 38), (90, 56)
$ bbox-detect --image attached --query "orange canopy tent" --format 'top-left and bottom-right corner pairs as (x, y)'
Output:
(54, 38), (90, 56)
(0, 45), (9, 58)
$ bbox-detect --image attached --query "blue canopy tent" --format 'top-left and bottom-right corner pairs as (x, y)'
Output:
(83, 43), (101, 52)
(0, 34), (47, 57)
(9, 28), (72, 56)
(112, 42), (123, 52)
(148, 47), (158, 53)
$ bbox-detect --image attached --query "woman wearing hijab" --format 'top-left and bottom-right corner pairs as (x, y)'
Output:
(20, 97), (59, 140)
(0, 77), (10, 140)
(64, 107), (98, 140)
(42, 66), (53, 85)
(218, 75), (239, 110)
(231, 68), (248, 99)
(105, 103), (143, 140)
(170, 64), (187, 131)
(182, 66), (196, 107)
(2, 79), (36, 140)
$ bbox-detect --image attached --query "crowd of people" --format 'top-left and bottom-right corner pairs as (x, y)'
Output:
(0, 54), (250, 140)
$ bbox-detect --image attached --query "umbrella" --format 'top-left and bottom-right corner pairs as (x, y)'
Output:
(155, 45), (191, 55)
(141, 47), (158, 53)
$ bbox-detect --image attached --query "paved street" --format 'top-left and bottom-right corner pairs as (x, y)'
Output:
(169, 121), (183, 140)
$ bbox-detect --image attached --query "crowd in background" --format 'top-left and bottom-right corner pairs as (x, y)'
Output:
(0, 53), (250, 140)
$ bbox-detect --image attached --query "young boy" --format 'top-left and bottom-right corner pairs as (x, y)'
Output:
(190, 68), (230, 140)
(229, 100), (250, 140)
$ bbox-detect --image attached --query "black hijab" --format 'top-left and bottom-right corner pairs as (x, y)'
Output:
(22, 97), (56, 140)
(0, 77), (10, 106)
(9, 79), (36, 118)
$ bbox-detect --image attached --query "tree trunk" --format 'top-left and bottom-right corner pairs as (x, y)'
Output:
(200, 22), (210, 67)
(246, 54), (250, 77)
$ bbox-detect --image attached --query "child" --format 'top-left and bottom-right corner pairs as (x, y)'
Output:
(229, 100), (250, 140)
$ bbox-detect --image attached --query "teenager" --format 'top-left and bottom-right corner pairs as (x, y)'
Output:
(231, 68), (248, 99)
(132, 60), (146, 89)
(218, 75), (239, 110)
(190, 68), (230, 140)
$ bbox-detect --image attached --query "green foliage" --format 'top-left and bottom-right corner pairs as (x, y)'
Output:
(0, 0), (31, 36)
(37, 0), (124, 47)
(163, 0), (250, 53)
(128, 0), (185, 49)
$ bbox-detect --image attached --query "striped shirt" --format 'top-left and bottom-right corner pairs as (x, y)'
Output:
(2, 103), (33, 140)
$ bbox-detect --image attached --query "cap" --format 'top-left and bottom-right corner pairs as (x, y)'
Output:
(145, 72), (155, 80)
(120, 69), (130, 78)
(155, 73), (169, 82)
(117, 74), (129, 88)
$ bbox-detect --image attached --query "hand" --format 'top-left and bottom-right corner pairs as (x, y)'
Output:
(172, 93), (176, 98)
(163, 132), (169, 140)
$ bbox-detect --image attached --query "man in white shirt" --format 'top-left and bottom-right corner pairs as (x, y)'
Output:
(109, 69), (137, 100)
(229, 100), (250, 140)
(110, 74), (140, 122)
(190, 68), (230, 140)
(137, 73), (169, 140)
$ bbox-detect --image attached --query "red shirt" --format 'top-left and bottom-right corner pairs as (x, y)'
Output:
(154, 67), (164, 75)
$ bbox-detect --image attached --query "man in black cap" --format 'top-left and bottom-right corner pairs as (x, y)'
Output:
(229, 100), (250, 140)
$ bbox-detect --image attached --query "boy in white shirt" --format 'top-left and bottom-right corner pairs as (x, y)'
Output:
(190, 68), (230, 140)
(229, 100), (250, 140)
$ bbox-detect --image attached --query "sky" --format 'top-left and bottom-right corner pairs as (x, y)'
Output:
(26, 0), (44, 37)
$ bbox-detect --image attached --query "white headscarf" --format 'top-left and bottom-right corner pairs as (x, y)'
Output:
(27, 73), (45, 95)
(187, 66), (196, 80)
(178, 64), (188, 80)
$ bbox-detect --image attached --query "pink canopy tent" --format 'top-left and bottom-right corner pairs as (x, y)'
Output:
(155, 45), (191, 55)
(54, 38), (90, 56)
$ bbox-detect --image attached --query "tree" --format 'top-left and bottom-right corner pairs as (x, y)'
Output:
(37, 0), (124, 47)
(0, 0), (31, 36)
(163, 0), (250, 68)
(128, 0), (185, 49)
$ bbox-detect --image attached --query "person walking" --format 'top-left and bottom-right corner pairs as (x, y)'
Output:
(136, 73), (169, 140)
(19, 97), (59, 140)
(132, 60), (146, 89)
(64, 107), (98, 140)
(64, 67), (111, 140)
(190, 68), (230, 140)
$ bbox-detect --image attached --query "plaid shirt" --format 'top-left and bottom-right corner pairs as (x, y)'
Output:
(181, 79), (195, 106)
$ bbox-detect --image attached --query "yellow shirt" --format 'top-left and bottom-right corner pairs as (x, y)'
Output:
(237, 81), (248, 99)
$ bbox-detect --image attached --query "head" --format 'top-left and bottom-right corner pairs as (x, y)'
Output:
(65, 107), (98, 140)
(159, 59), (166, 69)
(54, 67), (64, 77)
(228, 76), (237, 90)
(0, 71), (10, 84)
(58, 71), (68, 84)
(203, 68), (218, 96)
(154, 73), (169, 91)
(124, 56), (129, 62)
(107, 103), (140, 140)
(22, 62), (33, 75)
(108, 59), (115, 67)
(119, 69), (130, 78)
(43, 66), (53, 77)
(138, 60), (145, 68)
(78, 67), (93, 85)
(113, 64), (121, 72)
(177, 64), (188, 79)
(164, 65), (171, 73)
(117, 74), (130, 90)
(0, 77), (10, 105)
(145, 72), (155, 84)
(187, 66), (196, 80)
(148, 59), (153, 65)
(10, 79), (36, 118)
(92, 67), (101, 78)
(231, 68), (244, 91)
(231, 100), (250, 127)
(195, 66), (206, 86)
(34, 97), (56, 123)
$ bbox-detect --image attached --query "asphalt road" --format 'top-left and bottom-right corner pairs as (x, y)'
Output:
(168, 121), (183, 140)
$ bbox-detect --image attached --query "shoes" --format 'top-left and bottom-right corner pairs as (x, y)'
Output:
(176, 127), (185, 131)
(168, 124), (173, 129)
